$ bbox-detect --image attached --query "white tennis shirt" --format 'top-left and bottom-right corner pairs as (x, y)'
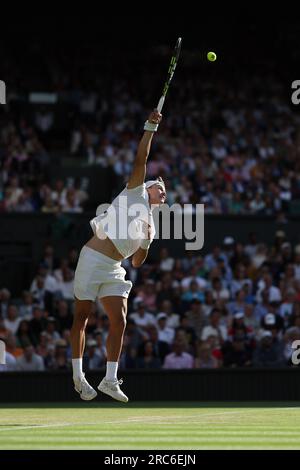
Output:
(90, 183), (156, 259)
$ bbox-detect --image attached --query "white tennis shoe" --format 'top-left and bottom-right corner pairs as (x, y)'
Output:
(98, 378), (128, 403)
(74, 374), (97, 401)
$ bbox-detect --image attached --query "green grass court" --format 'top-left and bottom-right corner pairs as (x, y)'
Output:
(0, 402), (299, 450)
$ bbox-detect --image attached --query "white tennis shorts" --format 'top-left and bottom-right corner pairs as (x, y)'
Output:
(74, 246), (133, 301)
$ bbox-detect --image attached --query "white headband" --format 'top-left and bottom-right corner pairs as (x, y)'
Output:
(145, 179), (165, 191)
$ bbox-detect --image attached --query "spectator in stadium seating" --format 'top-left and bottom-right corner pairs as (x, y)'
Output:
(44, 317), (61, 342)
(44, 344), (56, 369)
(16, 320), (35, 348)
(222, 330), (253, 368)
(228, 312), (254, 342)
(201, 308), (228, 346)
(156, 313), (175, 345)
(4, 305), (21, 335)
(119, 334), (138, 369)
(19, 291), (35, 319)
(52, 340), (70, 370)
(36, 332), (52, 359)
(243, 231), (258, 255)
(61, 329), (73, 361)
(54, 258), (71, 283)
(201, 290), (215, 318)
(260, 312), (284, 336)
(181, 279), (205, 304)
(243, 304), (260, 333)
(279, 263), (296, 293)
(175, 320), (197, 356)
(194, 341), (219, 369)
(128, 299), (156, 331)
(279, 288), (297, 328)
(256, 273), (282, 304)
(4, 177), (23, 211)
(181, 266), (207, 292)
(163, 339), (194, 369)
(51, 179), (67, 207)
(57, 268), (75, 300)
(62, 188), (83, 213)
(135, 279), (157, 312)
(252, 331), (285, 367)
(204, 246), (225, 271)
(184, 299), (206, 340)
(254, 289), (271, 321)
(227, 288), (248, 317)
(158, 247), (175, 272)
(5, 334), (23, 358)
(41, 244), (57, 272)
(137, 340), (161, 369)
(147, 325), (170, 362)
(30, 275), (47, 309)
(54, 300), (73, 332)
(211, 277), (230, 302)
(159, 300), (180, 329)
(156, 272), (178, 306)
(28, 306), (47, 345)
(230, 265), (253, 299)
(93, 330), (107, 362)
(221, 237), (235, 264)
(41, 196), (59, 213)
(35, 263), (59, 292)
(84, 339), (105, 371)
(122, 318), (146, 352)
(16, 343), (45, 371)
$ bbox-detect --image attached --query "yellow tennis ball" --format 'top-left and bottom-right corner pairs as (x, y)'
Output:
(207, 51), (217, 62)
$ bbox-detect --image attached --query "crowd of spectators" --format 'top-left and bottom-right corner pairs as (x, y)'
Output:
(0, 117), (89, 213)
(1, 40), (300, 215)
(1, 230), (300, 372)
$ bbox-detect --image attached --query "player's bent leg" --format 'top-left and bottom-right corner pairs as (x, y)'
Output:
(71, 297), (97, 401)
(98, 296), (128, 403)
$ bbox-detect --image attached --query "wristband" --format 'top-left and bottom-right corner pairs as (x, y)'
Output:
(144, 120), (158, 132)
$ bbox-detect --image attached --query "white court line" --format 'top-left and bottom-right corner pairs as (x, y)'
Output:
(0, 407), (295, 433)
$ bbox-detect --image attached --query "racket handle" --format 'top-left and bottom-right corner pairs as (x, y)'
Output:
(157, 96), (165, 113)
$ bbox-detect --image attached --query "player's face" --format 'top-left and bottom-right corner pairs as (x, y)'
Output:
(148, 184), (166, 205)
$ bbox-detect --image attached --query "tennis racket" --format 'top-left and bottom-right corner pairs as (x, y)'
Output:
(157, 37), (182, 113)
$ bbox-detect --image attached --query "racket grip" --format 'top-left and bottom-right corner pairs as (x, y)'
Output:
(157, 96), (165, 113)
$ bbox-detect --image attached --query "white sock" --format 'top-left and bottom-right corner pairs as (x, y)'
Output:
(72, 358), (83, 380)
(106, 361), (118, 381)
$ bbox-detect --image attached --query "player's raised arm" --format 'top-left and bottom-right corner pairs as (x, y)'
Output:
(127, 109), (162, 189)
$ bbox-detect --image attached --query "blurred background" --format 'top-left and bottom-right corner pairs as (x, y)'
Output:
(1, 14), (300, 391)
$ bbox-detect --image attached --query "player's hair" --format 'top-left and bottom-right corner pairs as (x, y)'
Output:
(156, 176), (166, 191)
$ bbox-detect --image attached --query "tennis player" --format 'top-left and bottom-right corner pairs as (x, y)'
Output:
(71, 109), (166, 402)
